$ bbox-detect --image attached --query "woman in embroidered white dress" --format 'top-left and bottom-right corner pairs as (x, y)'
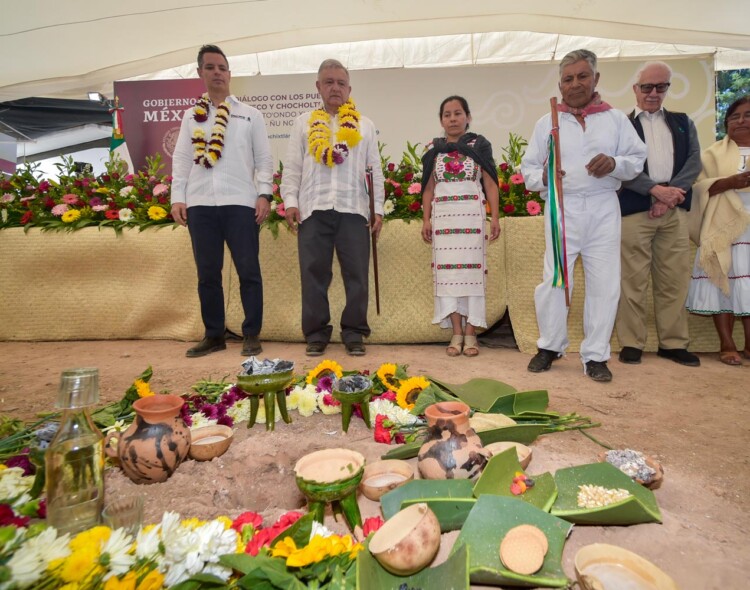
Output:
(686, 96), (750, 365)
(421, 96), (500, 357)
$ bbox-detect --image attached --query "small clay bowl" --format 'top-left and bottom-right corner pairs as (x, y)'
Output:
(484, 441), (533, 469)
(360, 460), (414, 501)
(575, 543), (678, 590)
(294, 448), (365, 502)
(368, 503), (441, 575)
(188, 425), (234, 461)
(598, 451), (664, 490)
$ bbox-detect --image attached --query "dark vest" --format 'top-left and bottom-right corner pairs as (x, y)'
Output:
(619, 109), (693, 216)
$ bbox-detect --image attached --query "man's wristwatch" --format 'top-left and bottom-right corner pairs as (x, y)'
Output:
(258, 194), (273, 202)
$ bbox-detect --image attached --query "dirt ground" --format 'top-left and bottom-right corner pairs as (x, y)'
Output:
(0, 339), (747, 589)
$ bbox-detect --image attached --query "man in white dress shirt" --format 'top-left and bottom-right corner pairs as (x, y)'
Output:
(521, 49), (647, 382)
(616, 62), (702, 367)
(281, 59), (385, 356)
(171, 45), (273, 358)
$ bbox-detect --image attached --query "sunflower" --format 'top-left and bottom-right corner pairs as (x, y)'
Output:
(306, 360), (343, 385)
(376, 363), (399, 392)
(396, 376), (431, 411)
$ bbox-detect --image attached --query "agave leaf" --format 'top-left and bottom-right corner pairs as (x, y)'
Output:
(381, 479), (474, 520)
(357, 538), (469, 590)
(454, 495), (572, 587)
(473, 448), (558, 512)
(551, 462), (662, 525)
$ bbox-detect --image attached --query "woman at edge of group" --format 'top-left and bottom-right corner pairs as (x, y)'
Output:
(686, 95), (750, 366)
(420, 96), (500, 357)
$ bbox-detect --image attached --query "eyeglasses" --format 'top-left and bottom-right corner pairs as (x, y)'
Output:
(637, 83), (671, 94)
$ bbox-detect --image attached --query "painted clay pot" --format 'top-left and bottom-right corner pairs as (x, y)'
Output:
(417, 401), (487, 480)
(104, 394), (191, 484)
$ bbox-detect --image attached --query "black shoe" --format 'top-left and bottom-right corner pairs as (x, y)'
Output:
(527, 349), (560, 373)
(241, 334), (262, 357)
(345, 341), (366, 356)
(306, 342), (328, 357)
(657, 347), (700, 367)
(585, 360), (612, 382)
(618, 346), (642, 364)
(186, 337), (226, 358)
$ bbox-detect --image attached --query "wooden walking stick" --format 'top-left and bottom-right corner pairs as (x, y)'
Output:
(549, 97), (571, 308)
(365, 166), (381, 315)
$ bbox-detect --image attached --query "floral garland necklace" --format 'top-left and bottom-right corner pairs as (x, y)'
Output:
(307, 99), (362, 167)
(191, 94), (230, 168)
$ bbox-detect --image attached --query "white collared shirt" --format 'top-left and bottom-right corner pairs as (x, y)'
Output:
(171, 95), (273, 208)
(635, 106), (673, 184)
(280, 110), (385, 221)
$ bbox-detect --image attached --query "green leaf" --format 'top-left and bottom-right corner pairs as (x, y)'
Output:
(380, 439), (422, 460)
(428, 376), (516, 407)
(511, 390), (550, 414)
(400, 497), (476, 532)
(171, 573), (228, 587)
(477, 424), (547, 445)
(381, 479), (474, 520)
(551, 462), (662, 525)
(272, 512), (315, 550)
(410, 383), (455, 416)
(357, 538), (469, 590)
(473, 448), (558, 512)
(454, 495), (572, 587)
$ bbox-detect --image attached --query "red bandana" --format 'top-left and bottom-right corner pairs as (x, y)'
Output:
(557, 92), (612, 117)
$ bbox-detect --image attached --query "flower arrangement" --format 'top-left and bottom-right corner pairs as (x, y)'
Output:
(0, 154), (173, 232)
(496, 133), (544, 217)
(379, 142), (424, 221)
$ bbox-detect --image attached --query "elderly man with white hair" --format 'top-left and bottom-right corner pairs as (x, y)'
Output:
(521, 49), (647, 382)
(616, 61), (702, 367)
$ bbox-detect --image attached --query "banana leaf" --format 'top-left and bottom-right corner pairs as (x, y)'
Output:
(399, 497), (476, 532)
(473, 448), (557, 512)
(551, 462), (662, 525)
(505, 390), (549, 415)
(453, 495), (572, 587)
(411, 383), (458, 416)
(381, 479), (474, 520)
(357, 538), (469, 590)
(427, 376), (516, 409)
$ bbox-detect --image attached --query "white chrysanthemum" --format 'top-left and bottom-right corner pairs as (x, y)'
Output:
(383, 199), (395, 215)
(310, 521), (334, 539)
(1, 209), (7, 223)
(296, 387), (319, 417)
(161, 518), (237, 586)
(0, 467), (34, 502)
(118, 208), (133, 221)
(101, 528), (136, 579)
(102, 419), (127, 434)
(135, 525), (162, 561)
(369, 398), (419, 427)
(119, 186), (134, 197)
(189, 413), (217, 429)
(227, 398), (252, 423)
(6, 527), (71, 586)
(317, 393), (342, 415)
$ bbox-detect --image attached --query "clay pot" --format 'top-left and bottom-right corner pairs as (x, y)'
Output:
(417, 401), (487, 480)
(188, 424), (233, 461)
(105, 394), (191, 484)
(360, 459), (414, 501)
(368, 503), (441, 575)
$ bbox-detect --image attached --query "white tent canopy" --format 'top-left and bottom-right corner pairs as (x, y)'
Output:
(2, 0), (749, 102)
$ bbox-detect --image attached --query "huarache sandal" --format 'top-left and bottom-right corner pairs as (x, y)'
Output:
(719, 351), (742, 366)
(447, 335), (463, 357)
(463, 335), (479, 357)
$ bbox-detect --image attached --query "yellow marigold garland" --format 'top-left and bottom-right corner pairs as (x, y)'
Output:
(307, 99), (362, 167)
(192, 93), (230, 168)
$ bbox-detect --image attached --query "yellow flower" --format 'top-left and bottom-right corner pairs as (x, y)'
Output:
(136, 569), (164, 590)
(271, 536), (297, 558)
(104, 571), (137, 590)
(0, 465), (6, 471)
(286, 536), (327, 568)
(69, 526), (110, 552)
(396, 376), (431, 410)
(147, 206), (167, 221)
(376, 363), (399, 392)
(181, 517), (206, 529)
(134, 379), (154, 398)
(62, 209), (81, 223)
(217, 515), (233, 530)
(96, 187), (111, 194)
(59, 548), (101, 583)
(306, 360), (343, 384)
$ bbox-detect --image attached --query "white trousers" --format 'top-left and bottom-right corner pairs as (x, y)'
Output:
(535, 193), (621, 364)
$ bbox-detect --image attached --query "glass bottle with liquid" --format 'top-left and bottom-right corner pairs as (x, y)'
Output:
(45, 368), (105, 535)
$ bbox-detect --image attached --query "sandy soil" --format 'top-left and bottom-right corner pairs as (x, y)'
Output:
(0, 339), (747, 589)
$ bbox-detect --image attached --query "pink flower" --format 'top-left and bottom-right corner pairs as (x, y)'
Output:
(276, 202), (285, 217)
(51, 204), (69, 216)
(388, 179), (400, 188)
(407, 183), (421, 195)
(1, 193), (14, 203)
(509, 173), (524, 185)
(92, 205), (108, 212)
(123, 174), (135, 183)
(153, 183), (169, 196)
(62, 193), (78, 204)
(526, 201), (542, 215)
(272, 183), (279, 193)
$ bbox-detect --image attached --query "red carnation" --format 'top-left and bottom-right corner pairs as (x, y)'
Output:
(393, 186), (403, 198)
(362, 516), (385, 536)
(105, 210), (119, 219)
(409, 201), (422, 212)
(501, 183), (510, 193)
(404, 172), (414, 182)
(387, 163), (395, 172)
(231, 511), (263, 534)
(374, 414), (392, 444)
(503, 204), (516, 214)
(499, 162), (509, 172)
(20, 211), (33, 225)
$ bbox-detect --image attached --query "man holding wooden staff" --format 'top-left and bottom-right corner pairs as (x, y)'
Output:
(521, 49), (647, 382)
(281, 59), (384, 357)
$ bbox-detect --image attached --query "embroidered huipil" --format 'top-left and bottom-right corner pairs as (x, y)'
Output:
(281, 112), (385, 221)
(171, 96), (273, 208)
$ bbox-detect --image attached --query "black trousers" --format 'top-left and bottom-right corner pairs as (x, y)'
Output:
(298, 210), (370, 344)
(187, 205), (262, 339)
